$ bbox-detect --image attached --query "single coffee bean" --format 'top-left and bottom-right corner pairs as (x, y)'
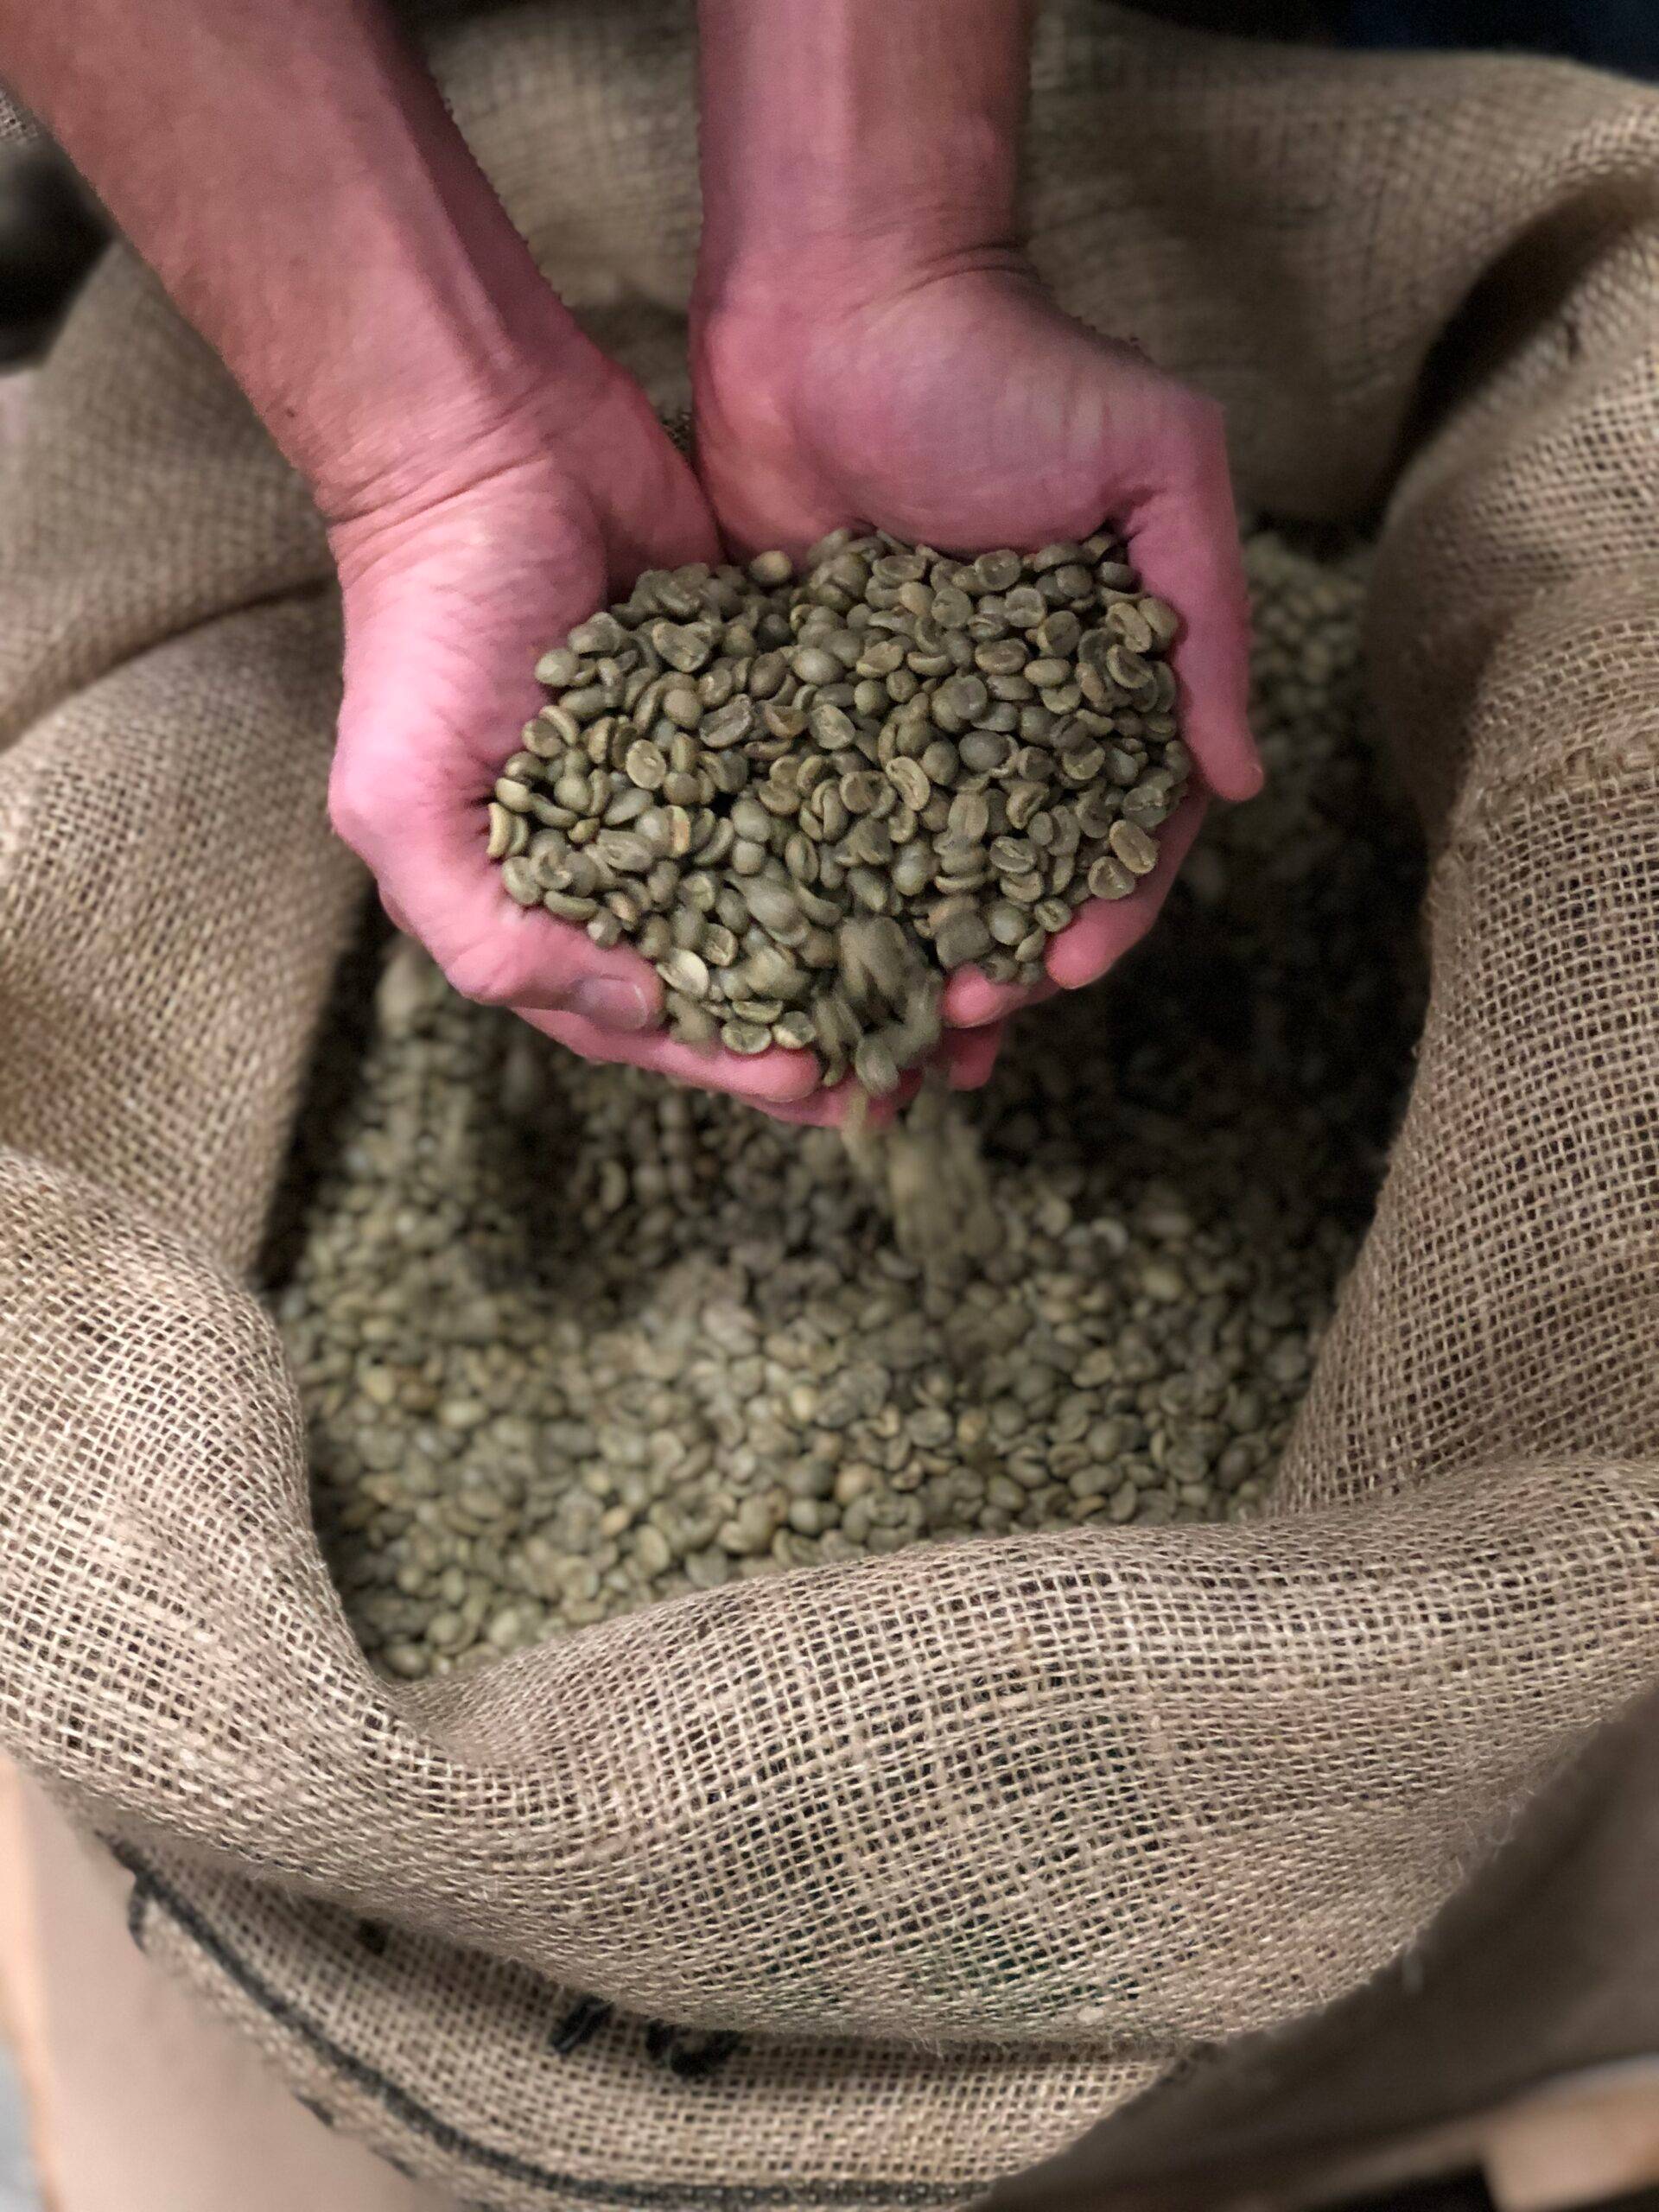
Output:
(1108, 818), (1160, 876)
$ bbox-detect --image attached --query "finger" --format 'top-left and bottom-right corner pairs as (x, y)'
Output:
(753, 1065), (927, 1128)
(398, 846), (662, 1027)
(751, 1092), (849, 1128)
(520, 1005), (823, 1105)
(1122, 412), (1261, 804)
(943, 963), (1058, 1028)
(758, 1089), (874, 1129)
(942, 1021), (1006, 1090)
(1045, 791), (1207, 990)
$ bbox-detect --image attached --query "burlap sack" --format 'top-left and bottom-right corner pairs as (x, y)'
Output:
(3, 4), (1658, 2204)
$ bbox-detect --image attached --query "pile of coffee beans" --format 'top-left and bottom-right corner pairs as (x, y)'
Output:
(269, 525), (1421, 1680)
(488, 530), (1189, 1090)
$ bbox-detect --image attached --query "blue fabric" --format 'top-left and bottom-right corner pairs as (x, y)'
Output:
(1340, 0), (1659, 74)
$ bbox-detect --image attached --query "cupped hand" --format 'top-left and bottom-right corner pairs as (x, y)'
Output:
(690, 260), (1259, 1058)
(325, 355), (834, 1114)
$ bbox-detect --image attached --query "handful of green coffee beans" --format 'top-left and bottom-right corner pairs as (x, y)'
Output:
(488, 529), (1189, 1093)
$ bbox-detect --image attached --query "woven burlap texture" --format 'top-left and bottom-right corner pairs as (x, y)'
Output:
(3, 4), (1658, 2206)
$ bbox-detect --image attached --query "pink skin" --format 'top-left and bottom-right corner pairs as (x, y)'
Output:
(329, 423), (990, 1116)
(337, 264), (1257, 1119)
(691, 264), (1261, 1064)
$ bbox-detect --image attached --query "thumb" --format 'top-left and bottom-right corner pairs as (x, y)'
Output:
(1117, 395), (1261, 806)
(329, 728), (662, 1032)
(328, 506), (664, 1031)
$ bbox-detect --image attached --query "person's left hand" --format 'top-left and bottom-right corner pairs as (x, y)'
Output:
(690, 257), (1259, 1095)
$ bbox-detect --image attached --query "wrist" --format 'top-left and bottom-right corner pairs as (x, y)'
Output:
(690, 246), (1038, 441)
(11, 0), (615, 534)
(300, 280), (613, 533)
(693, 120), (1021, 324)
(254, 99), (613, 530)
(692, 204), (1027, 356)
(694, 0), (1030, 328)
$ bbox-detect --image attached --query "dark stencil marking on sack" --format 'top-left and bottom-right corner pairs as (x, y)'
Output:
(105, 1847), (967, 2207)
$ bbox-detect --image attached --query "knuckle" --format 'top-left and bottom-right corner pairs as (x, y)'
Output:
(327, 757), (378, 857)
(1154, 387), (1229, 487)
(1180, 387), (1228, 445)
(440, 940), (528, 1008)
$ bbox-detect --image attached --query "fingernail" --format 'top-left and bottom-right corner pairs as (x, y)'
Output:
(571, 977), (654, 1032)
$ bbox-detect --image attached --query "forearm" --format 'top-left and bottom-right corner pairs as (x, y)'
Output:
(0, 0), (592, 518)
(695, 0), (1034, 314)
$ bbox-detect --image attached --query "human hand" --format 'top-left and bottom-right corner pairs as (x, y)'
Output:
(691, 260), (1259, 1058)
(692, 0), (1257, 1088)
(327, 359), (837, 1114)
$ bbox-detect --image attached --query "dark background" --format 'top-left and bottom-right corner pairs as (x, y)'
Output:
(1152, 0), (1659, 73)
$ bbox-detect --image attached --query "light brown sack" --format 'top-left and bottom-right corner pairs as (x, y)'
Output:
(2, 4), (1658, 2204)
(982, 1681), (1659, 2212)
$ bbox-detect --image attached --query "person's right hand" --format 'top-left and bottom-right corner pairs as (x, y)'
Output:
(0, 0), (855, 1114)
(326, 349), (844, 1115)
